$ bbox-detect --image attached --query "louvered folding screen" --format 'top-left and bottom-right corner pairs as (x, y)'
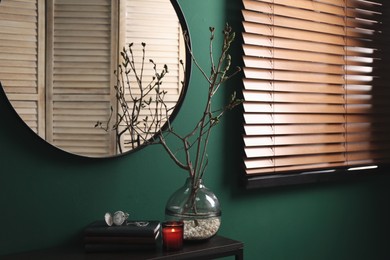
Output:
(0, 0), (45, 137)
(241, 0), (390, 177)
(46, 0), (118, 157)
(118, 0), (184, 152)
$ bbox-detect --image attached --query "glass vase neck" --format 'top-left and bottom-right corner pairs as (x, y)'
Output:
(186, 177), (203, 188)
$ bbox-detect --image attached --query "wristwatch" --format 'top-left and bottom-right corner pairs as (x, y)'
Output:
(113, 211), (129, 226)
(104, 211), (129, 226)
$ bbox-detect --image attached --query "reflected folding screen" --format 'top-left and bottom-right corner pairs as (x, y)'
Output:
(0, 0), (183, 157)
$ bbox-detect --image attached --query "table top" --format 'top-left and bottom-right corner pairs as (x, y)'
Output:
(2, 235), (243, 260)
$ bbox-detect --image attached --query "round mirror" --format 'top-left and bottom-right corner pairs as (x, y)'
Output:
(0, 0), (191, 158)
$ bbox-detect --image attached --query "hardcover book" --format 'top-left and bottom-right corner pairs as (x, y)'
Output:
(84, 243), (158, 253)
(84, 220), (161, 238)
(84, 231), (160, 245)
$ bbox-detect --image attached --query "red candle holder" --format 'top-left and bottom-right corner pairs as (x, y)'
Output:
(162, 221), (184, 251)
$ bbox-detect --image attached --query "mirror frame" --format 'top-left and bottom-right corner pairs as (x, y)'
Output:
(0, 0), (192, 158)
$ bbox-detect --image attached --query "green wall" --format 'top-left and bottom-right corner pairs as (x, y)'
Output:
(1, 0), (390, 259)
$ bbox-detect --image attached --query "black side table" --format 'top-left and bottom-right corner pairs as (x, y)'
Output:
(151, 235), (244, 260)
(2, 235), (244, 260)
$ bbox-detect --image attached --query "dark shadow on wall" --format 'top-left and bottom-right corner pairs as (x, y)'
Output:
(221, 0), (246, 192)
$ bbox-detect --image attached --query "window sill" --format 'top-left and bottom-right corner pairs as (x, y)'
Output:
(243, 165), (388, 189)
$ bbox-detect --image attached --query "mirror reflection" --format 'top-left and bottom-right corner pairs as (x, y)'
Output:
(0, 0), (188, 157)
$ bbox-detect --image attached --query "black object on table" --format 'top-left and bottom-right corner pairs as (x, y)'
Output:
(2, 235), (244, 260)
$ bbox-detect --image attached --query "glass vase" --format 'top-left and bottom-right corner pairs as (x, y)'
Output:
(165, 177), (221, 240)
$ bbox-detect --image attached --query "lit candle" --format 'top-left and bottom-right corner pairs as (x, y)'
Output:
(162, 221), (184, 251)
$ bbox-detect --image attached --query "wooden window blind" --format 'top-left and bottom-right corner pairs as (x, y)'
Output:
(241, 0), (390, 184)
(0, 0), (45, 137)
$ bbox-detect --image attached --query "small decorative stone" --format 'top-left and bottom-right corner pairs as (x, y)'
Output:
(183, 217), (221, 240)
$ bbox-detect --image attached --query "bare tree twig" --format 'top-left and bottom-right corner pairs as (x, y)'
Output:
(97, 23), (242, 193)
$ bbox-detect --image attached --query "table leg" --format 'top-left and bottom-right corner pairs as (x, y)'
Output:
(235, 248), (244, 260)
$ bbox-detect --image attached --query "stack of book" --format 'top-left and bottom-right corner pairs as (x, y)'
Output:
(83, 220), (161, 252)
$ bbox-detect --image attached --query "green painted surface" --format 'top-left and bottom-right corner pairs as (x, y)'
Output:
(1, 1), (390, 259)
